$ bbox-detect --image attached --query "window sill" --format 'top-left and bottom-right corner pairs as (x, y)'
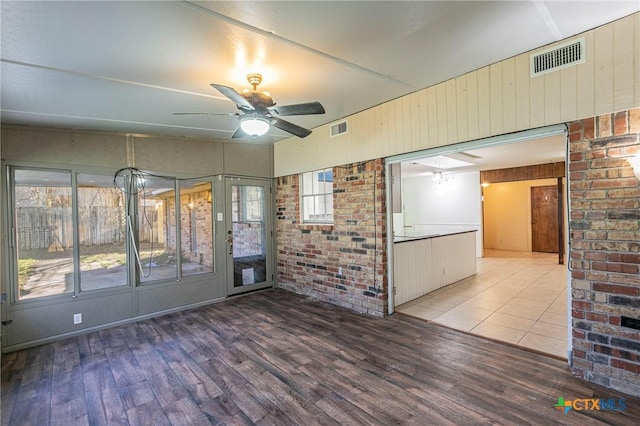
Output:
(300, 223), (334, 232)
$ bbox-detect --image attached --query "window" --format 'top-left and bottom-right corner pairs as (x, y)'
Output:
(136, 175), (177, 283)
(230, 184), (266, 286)
(78, 173), (127, 291)
(301, 168), (333, 223)
(7, 166), (215, 302)
(179, 181), (213, 277)
(13, 169), (73, 300)
(231, 185), (264, 258)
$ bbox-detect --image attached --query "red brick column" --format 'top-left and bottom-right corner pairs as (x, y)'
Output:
(568, 108), (640, 396)
(276, 159), (388, 317)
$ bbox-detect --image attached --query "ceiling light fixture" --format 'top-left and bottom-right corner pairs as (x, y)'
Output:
(240, 115), (269, 137)
(415, 155), (474, 169)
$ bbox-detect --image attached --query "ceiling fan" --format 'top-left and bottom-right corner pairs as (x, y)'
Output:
(174, 73), (325, 139)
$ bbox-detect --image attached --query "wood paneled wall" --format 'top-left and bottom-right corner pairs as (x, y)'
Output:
(394, 232), (476, 306)
(480, 162), (565, 184)
(274, 13), (639, 176)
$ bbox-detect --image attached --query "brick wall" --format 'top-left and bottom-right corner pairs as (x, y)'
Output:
(276, 159), (387, 317)
(568, 108), (640, 397)
(166, 189), (214, 268)
(180, 190), (213, 267)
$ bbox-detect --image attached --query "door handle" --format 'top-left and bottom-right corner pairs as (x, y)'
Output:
(226, 233), (233, 255)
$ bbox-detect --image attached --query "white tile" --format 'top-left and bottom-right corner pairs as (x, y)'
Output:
(546, 302), (567, 315)
(528, 322), (568, 341)
(419, 297), (463, 312)
(518, 291), (557, 303)
(486, 283), (522, 292)
(399, 304), (444, 321)
(502, 297), (550, 311)
(497, 303), (545, 321)
(395, 298), (422, 310)
(470, 322), (526, 344)
(459, 297), (505, 312)
(538, 311), (568, 327)
(447, 305), (494, 321)
(432, 312), (482, 332)
(518, 333), (568, 359)
(484, 312), (535, 331)
(437, 287), (479, 299)
(398, 249), (570, 358)
(472, 292), (513, 303)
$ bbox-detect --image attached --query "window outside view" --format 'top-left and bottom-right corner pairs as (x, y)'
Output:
(13, 168), (213, 301)
(301, 168), (334, 223)
(14, 169), (74, 299)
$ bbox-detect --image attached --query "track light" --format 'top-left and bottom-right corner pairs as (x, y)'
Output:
(240, 116), (269, 136)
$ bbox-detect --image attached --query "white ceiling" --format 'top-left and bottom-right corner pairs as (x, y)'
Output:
(401, 134), (567, 178)
(1, 1), (638, 143)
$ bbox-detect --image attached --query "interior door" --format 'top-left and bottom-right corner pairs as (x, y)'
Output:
(225, 178), (273, 295)
(531, 185), (558, 253)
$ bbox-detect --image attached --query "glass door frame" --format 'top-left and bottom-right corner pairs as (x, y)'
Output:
(224, 177), (274, 296)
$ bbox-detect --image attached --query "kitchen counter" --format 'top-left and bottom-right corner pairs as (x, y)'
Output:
(394, 229), (477, 243)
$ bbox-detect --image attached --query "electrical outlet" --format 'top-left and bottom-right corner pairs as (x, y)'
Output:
(73, 313), (82, 325)
(338, 267), (343, 275)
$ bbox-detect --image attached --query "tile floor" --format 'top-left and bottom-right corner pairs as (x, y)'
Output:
(396, 249), (569, 358)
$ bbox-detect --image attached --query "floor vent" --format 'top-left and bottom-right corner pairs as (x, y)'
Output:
(330, 120), (348, 137)
(530, 37), (585, 77)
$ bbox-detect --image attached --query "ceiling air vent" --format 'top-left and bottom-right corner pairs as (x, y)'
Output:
(330, 120), (348, 137)
(530, 37), (585, 77)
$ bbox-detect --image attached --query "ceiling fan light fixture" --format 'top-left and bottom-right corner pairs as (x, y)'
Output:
(240, 116), (270, 136)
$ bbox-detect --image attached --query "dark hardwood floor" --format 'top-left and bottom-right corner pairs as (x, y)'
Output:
(2, 289), (639, 425)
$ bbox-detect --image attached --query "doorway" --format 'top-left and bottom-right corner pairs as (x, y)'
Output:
(388, 126), (570, 359)
(225, 177), (274, 296)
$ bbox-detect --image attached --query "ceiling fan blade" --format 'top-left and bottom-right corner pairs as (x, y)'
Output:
(230, 126), (247, 139)
(270, 116), (312, 138)
(211, 84), (255, 110)
(173, 112), (238, 116)
(270, 101), (325, 116)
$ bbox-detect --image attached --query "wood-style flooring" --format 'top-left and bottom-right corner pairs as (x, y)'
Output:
(2, 289), (639, 425)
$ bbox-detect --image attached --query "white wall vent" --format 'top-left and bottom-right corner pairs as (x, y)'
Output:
(530, 37), (585, 77)
(330, 120), (348, 137)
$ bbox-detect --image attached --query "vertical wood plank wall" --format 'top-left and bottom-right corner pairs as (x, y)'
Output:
(393, 232), (477, 306)
(274, 13), (639, 177)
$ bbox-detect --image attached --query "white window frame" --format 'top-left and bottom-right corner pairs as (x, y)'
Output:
(300, 168), (334, 223)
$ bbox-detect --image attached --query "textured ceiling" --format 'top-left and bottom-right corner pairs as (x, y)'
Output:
(1, 1), (638, 143)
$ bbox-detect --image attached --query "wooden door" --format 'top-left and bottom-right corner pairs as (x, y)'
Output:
(531, 185), (558, 253)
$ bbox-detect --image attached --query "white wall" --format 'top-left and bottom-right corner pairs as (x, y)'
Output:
(400, 171), (483, 256)
(483, 178), (558, 251)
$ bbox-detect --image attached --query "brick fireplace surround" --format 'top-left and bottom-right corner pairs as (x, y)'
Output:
(276, 108), (640, 397)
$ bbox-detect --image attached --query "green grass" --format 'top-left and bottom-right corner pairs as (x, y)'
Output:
(80, 252), (127, 269)
(18, 258), (37, 290)
(18, 244), (178, 287)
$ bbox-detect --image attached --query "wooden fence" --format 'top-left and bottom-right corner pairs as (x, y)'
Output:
(16, 207), (127, 250)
